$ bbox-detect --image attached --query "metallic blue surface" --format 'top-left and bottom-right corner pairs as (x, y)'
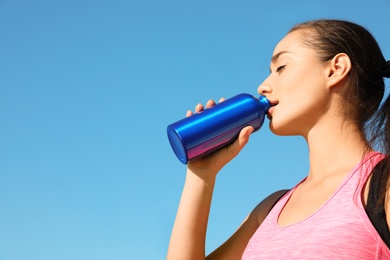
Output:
(167, 93), (271, 164)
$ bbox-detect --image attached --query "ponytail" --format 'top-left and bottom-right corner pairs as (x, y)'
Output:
(383, 61), (390, 78)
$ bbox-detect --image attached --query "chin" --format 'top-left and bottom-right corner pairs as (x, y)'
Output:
(269, 123), (286, 136)
(269, 121), (299, 136)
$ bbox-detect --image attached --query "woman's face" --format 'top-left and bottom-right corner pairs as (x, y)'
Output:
(258, 29), (330, 137)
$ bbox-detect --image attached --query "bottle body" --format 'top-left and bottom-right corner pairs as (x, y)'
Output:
(167, 93), (270, 164)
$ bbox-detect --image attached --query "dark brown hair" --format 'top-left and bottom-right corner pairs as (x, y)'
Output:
(290, 19), (390, 208)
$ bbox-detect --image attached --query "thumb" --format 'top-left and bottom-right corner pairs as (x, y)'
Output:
(225, 126), (254, 159)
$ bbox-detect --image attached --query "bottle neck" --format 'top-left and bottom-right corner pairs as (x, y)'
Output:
(258, 95), (271, 112)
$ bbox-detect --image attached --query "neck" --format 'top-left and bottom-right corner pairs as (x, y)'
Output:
(304, 116), (371, 181)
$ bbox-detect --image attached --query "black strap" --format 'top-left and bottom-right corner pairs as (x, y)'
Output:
(268, 189), (290, 214)
(365, 159), (390, 248)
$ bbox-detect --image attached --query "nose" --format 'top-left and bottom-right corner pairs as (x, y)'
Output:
(257, 75), (273, 95)
(257, 83), (272, 96)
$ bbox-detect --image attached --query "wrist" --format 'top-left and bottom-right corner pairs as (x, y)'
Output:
(186, 166), (218, 185)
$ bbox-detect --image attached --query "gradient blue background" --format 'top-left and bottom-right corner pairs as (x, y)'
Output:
(1, 1), (389, 259)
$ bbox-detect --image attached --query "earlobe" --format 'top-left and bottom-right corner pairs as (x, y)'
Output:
(326, 53), (352, 89)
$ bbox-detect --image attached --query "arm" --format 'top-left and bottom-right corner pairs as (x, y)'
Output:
(167, 165), (288, 260)
(167, 99), (285, 260)
(168, 169), (288, 260)
(166, 167), (216, 260)
(207, 189), (289, 260)
(167, 125), (254, 260)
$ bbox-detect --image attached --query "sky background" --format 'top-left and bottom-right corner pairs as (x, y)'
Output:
(1, 0), (390, 259)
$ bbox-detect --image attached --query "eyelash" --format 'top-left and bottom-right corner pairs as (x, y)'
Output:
(276, 65), (286, 73)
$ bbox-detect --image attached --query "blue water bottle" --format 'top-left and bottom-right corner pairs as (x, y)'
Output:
(167, 93), (271, 164)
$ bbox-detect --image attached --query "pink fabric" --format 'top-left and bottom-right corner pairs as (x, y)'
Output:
(242, 151), (390, 259)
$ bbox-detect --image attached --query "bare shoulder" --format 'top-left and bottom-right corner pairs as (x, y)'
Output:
(252, 189), (290, 225)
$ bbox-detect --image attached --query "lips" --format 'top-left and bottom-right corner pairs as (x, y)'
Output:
(267, 101), (278, 119)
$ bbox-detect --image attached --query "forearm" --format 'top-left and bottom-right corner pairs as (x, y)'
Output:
(167, 168), (216, 260)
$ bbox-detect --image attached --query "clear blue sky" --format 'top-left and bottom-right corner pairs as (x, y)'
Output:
(1, 1), (389, 259)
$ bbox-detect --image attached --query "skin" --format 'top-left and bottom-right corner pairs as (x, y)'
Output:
(167, 29), (388, 260)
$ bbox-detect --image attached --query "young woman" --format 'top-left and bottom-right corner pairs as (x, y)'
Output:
(167, 19), (390, 259)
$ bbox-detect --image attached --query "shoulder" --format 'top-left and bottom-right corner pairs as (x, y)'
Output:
(252, 189), (290, 225)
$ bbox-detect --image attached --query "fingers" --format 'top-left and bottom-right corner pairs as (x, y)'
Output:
(196, 99), (216, 111)
(195, 103), (204, 113)
(186, 98), (223, 117)
(186, 103), (204, 117)
(205, 99), (216, 108)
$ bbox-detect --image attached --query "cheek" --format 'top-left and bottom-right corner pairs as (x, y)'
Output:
(270, 80), (328, 135)
(283, 66), (327, 107)
(269, 103), (307, 135)
(269, 101), (319, 136)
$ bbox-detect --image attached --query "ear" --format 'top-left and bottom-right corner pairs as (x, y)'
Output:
(326, 53), (352, 89)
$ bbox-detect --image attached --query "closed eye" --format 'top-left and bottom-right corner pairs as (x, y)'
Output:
(276, 65), (286, 73)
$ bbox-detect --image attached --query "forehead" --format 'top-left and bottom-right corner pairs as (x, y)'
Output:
(272, 30), (309, 60)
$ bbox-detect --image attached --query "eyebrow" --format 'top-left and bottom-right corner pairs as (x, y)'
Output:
(269, 51), (290, 72)
(271, 51), (290, 64)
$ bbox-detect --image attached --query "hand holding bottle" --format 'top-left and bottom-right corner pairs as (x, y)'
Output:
(167, 93), (270, 171)
(185, 98), (255, 176)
